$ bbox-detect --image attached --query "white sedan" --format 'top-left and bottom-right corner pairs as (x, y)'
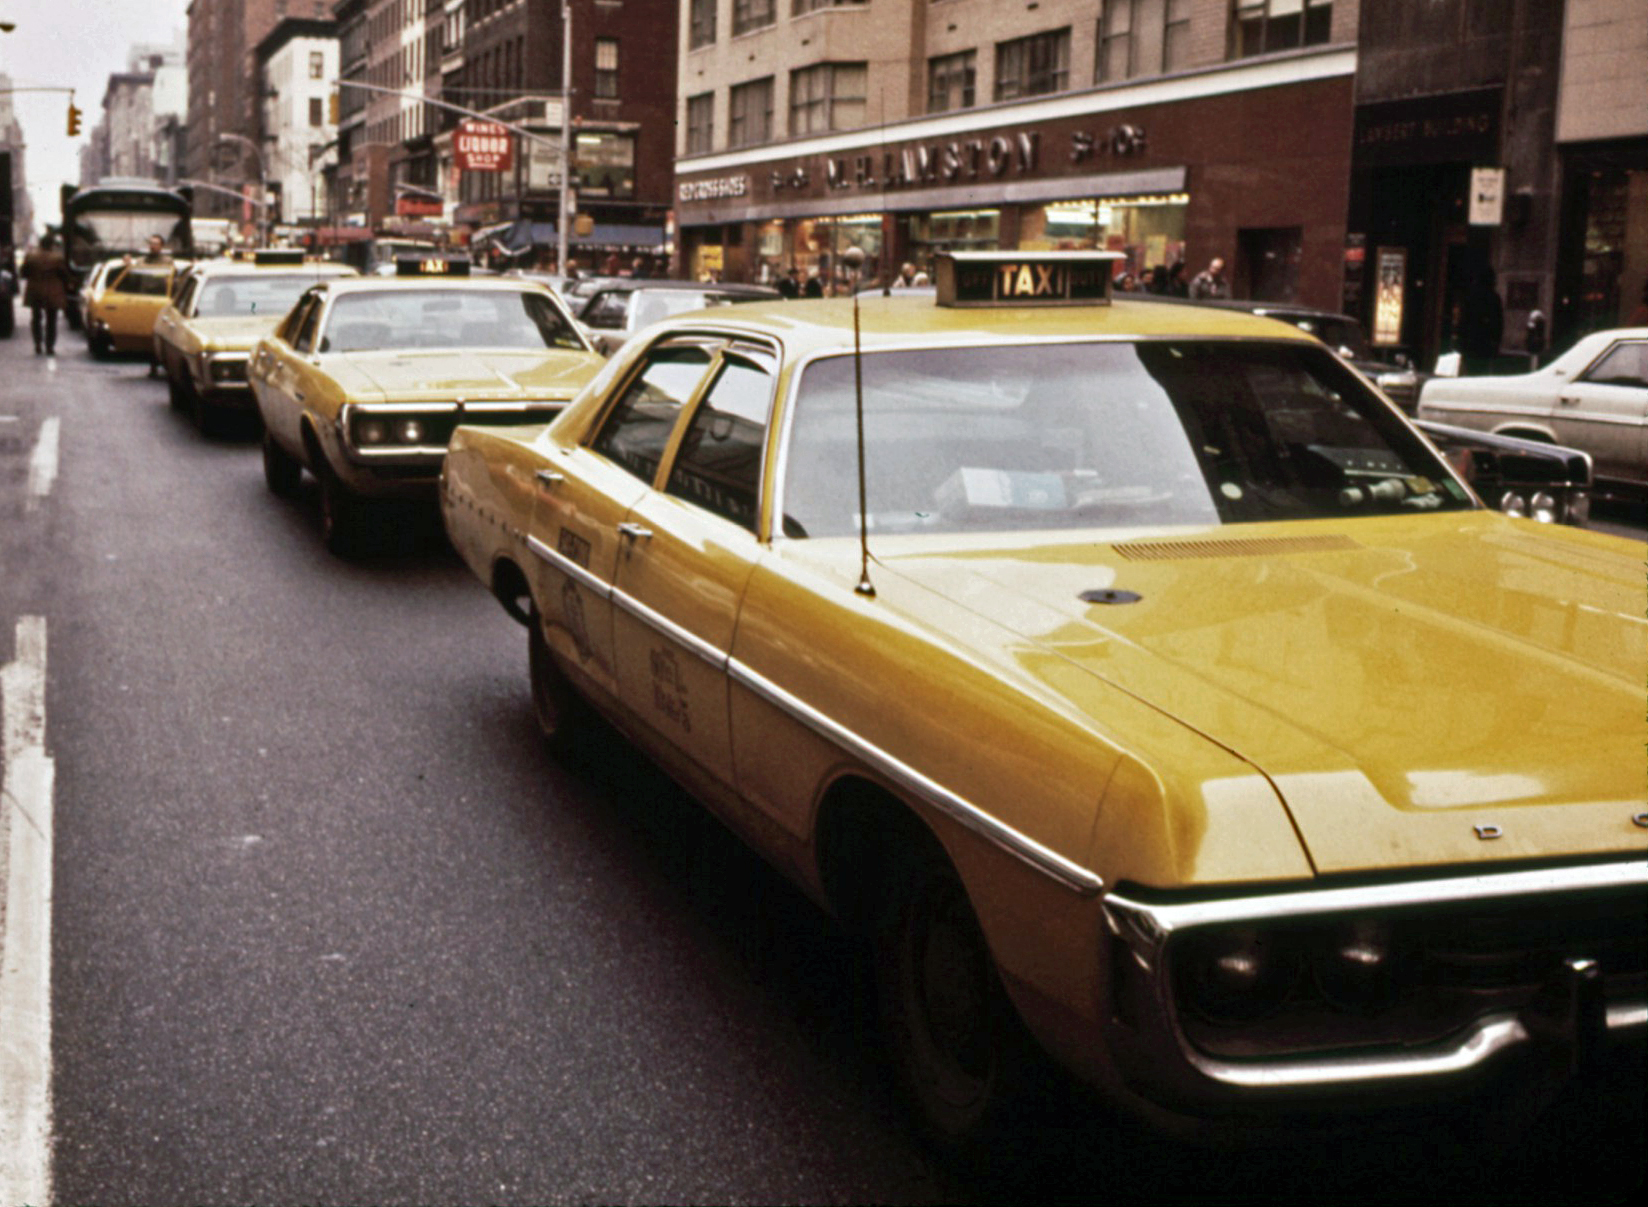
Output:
(1418, 327), (1648, 497)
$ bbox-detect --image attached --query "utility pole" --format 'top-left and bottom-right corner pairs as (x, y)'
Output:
(558, 0), (572, 277)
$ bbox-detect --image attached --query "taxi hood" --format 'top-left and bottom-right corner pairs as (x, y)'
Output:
(192, 315), (280, 352)
(326, 348), (601, 402)
(875, 513), (1646, 875)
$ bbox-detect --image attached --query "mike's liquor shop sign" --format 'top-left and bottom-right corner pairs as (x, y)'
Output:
(456, 119), (513, 173)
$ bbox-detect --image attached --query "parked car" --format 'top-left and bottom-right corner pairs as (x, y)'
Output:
(439, 252), (1646, 1149)
(1418, 326), (1648, 499)
(576, 279), (783, 355)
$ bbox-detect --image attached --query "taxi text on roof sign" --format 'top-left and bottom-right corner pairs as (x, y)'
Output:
(936, 251), (1124, 308)
(396, 256), (472, 277)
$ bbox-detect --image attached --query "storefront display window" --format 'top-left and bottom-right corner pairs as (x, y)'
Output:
(907, 209), (1001, 267)
(1021, 195), (1186, 282)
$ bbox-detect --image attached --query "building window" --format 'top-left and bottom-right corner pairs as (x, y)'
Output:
(309, 96), (324, 126)
(789, 62), (867, 135)
(729, 77), (774, 147)
(1098, 0), (1192, 82)
(927, 50), (976, 113)
(595, 38), (619, 99)
(1231, 0), (1332, 58)
(309, 50), (325, 79)
(686, 91), (714, 155)
(733, 0), (776, 37)
(793, 0), (868, 14)
(689, 0), (717, 49)
(995, 28), (1070, 102)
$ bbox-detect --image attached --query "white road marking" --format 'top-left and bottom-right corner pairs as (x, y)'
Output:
(0, 616), (55, 1207)
(26, 418), (60, 512)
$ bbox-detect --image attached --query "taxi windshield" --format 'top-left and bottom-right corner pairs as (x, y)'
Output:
(320, 288), (584, 353)
(782, 340), (1470, 538)
(193, 273), (334, 318)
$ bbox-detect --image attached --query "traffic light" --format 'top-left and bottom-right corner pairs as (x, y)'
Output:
(66, 102), (82, 137)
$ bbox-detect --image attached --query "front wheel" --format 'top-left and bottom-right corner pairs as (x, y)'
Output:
(529, 605), (589, 749)
(262, 430), (302, 497)
(318, 469), (365, 557)
(875, 843), (1039, 1152)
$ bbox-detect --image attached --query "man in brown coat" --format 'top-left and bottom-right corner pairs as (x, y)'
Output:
(21, 234), (72, 356)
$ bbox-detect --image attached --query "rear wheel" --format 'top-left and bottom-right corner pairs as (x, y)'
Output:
(262, 430), (302, 497)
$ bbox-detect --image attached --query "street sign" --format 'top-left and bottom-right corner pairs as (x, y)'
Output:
(456, 119), (513, 172)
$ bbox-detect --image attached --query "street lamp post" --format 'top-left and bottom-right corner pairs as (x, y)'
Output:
(218, 132), (266, 245)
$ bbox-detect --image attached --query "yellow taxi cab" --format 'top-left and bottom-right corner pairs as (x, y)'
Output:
(439, 252), (1646, 1146)
(84, 256), (179, 358)
(76, 257), (124, 336)
(248, 258), (604, 554)
(153, 250), (358, 433)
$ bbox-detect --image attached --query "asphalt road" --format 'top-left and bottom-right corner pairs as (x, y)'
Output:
(0, 330), (1642, 1206)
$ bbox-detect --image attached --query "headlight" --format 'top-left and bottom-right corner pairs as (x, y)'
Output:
(1499, 490), (1527, 517)
(1312, 919), (1398, 1013)
(356, 418), (388, 445)
(1529, 491), (1559, 524)
(396, 418), (425, 444)
(1176, 927), (1299, 1025)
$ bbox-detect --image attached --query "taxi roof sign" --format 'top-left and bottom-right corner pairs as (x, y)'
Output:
(397, 256), (471, 277)
(935, 251), (1124, 308)
(253, 249), (307, 266)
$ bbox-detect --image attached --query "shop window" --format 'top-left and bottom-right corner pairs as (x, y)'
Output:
(789, 62), (867, 136)
(995, 28), (1070, 102)
(1230, 0), (1332, 59)
(689, 0), (717, 49)
(595, 38), (619, 99)
(927, 50), (976, 114)
(574, 130), (637, 199)
(1098, 0), (1192, 83)
(686, 92), (715, 155)
(729, 77), (775, 147)
(734, 0), (776, 36)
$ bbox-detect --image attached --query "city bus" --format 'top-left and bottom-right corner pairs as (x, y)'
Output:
(59, 180), (194, 325)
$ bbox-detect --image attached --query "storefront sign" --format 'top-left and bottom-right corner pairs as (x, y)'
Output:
(1469, 167), (1505, 226)
(1353, 88), (1501, 168)
(456, 119), (513, 172)
(678, 175), (750, 202)
(395, 194), (444, 217)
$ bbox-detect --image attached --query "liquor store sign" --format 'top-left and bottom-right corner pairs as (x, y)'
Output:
(456, 119), (513, 172)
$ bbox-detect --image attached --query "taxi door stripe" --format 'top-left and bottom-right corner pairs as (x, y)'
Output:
(727, 659), (1105, 896)
(528, 533), (1102, 894)
(527, 533), (612, 600)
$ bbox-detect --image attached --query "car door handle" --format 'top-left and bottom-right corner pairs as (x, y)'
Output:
(616, 522), (653, 541)
(294, 391), (306, 402)
(1558, 395), (1582, 407)
(535, 469), (565, 486)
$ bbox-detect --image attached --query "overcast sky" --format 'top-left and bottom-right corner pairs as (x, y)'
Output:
(5, 0), (190, 236)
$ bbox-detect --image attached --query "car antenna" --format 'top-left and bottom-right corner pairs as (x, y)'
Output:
(843, 246), (875, 597)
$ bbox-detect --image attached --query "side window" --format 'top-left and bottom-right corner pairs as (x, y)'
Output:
(175, 276), (199, 315)
(590, 342), (717, 485)
(582, 291), (630, 330)
(277, 294), (314, 344)
(665, 349), (776, 533)
(293, 295), (325, 353)
(1580, 341), (1648, 388)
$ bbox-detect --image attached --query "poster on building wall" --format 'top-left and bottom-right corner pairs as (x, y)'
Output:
(1373, 247), (1407, 347)
(1470, 167), (1505, 226)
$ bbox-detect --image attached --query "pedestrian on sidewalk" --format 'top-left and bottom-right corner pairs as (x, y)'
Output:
(21, 235), (71, 357)
(1189, 256), (1229, 300)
